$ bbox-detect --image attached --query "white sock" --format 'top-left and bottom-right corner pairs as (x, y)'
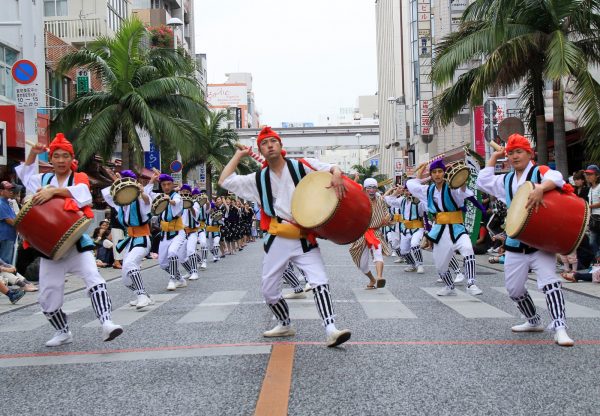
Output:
(325, 323), (337, 336)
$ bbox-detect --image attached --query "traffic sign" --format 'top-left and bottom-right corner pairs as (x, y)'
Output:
(11, 60), (38, 85)
(15, 84), (40, 109)
(170, 160), (183, 173)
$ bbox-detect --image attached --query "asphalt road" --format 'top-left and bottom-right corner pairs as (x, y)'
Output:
(1, 240), (599, 416)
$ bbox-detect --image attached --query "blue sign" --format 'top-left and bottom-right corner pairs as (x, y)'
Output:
(370, 159), (379, 167)
(12, 60), (37, 85)
(170, 160), (183, 173)
(144, 139), (160, 170)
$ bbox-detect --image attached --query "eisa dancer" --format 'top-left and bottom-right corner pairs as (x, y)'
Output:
(477, 134), (574, 346)
(101, 170), (154, 310)
(219, 126), (351, 347)
(406, 158), (482, 296)
(16, 134), (123, 346)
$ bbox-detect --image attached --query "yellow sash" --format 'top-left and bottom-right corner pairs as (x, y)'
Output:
(403, 219), (424, 229)
(199, 221), (206, 228)
(267, 221), (306, 239)
(184, 227), (200, 234)
(393, 213), (403, 222)
(206, 225), (221, 232)
(435, 211), (463, 224)
(160, 217), (184, 232)
(127, 224), (150, 237)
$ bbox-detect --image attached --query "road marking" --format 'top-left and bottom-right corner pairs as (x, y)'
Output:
(352, 288), (417, 319)
(0, 344), (270, 368)
(422, 288), (513, 318)
(84, 294), (178, 327)
(492, 287), (600, 318)
(255, 344), (295, 416)
(177, 291), (247, 323)
(0, 298), (90, 333)
(281, 290), (320, 320)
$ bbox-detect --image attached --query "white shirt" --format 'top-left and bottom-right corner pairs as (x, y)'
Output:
(15, 163), (92, 207)
(589, 184), (600, 215)
(144, 183), (183, 217)
(476, 161), (565, 204)
(406, 178), (473, 211)
(221, 158), (333, 223)
(101, 186), (151, 222)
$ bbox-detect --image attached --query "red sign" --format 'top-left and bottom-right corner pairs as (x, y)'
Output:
(0, 105), (49, 148)
(11, 59), (38, 85)
(473, 106), (485, 157)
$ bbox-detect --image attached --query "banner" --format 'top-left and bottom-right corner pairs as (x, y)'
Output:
(463, 154), (482, 244)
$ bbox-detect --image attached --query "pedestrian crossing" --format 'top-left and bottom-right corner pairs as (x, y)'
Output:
(3, 286), (600, 333)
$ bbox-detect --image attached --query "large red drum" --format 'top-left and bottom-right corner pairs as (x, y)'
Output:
(505, 181), (590, 254)
(14, 197), (93, 260)
(291, 172), (372, 244)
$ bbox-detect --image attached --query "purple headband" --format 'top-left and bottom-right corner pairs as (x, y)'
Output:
(120, 170), (137, 179)
(191, 188), (200, 196)
(429, 159), (446, 172)
(159, 173), (174, 183)
(180, 184), (192, 192)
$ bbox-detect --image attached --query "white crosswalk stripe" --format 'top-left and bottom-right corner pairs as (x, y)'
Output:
(352, 288), (417, 319)
(0, 297), (90, 333)
(177, 291), (247, 323)
(492, 287), (600, 318)
(84, 294), (179, 327)
(421, 288), (514, 318)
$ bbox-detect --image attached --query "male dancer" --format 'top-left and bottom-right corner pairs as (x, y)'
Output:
(16, 134), (122, 346)
(219, 126), (351, 347)
(383, 186), (403, 262)
(145, 173), (187, 291)
(193, 188), (210, 271)
(406, 159), (482, 296)
(102, 170), (153, 309)
(477, 134), (574, 346)
(179, 184), (200, 281)
(349, 178), (391, 289)
(206, 204), (223, 263)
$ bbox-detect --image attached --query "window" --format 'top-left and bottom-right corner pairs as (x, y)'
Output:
(107, 0), (129, 32)
(0, 44), (18, 101)
(44, 0), (67, 17)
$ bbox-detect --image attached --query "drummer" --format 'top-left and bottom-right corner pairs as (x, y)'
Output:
(101, 170), (154, 310)
(145, 173), (187, 291)
(383, 186), (403, 261)
(16, 133), (123, 347)
(179, 184), (201, 281)
(476, 134), (574, 346)
(206, 202), (224, 263)
(349, 178), (391, 289)
(406, 158), (482, 296)
(193, 188), (211, 271)
(218, 126), (351, 347)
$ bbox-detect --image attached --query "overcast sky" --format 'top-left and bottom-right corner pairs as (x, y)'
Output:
(194, 0), (378, 127)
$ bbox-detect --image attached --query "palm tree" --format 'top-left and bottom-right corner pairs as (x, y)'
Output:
(182, 111), (259, 199)
(351, 164), (387, 189)
(51, 18), (206, 170)
(431, 0), (600, 175)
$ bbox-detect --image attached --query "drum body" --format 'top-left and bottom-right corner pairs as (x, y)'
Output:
(291, 172), (372, 244)
(14, 197), (92, 260)
(196, 194), (208, 206)
(505, 181), (589, 254)
(110, 177), (140, 206)
(151, 195), (170, 216)
(444, 161), (470, 189)
(212, 211), (223, 222)
(182, 196), (194, 209)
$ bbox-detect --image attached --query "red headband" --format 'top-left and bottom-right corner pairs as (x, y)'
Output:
(48, 133), (75, 158)
(505, 134), (533, 154)
(256, 126), (281, 147)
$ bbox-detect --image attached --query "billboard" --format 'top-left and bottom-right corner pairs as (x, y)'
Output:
(207, 84), (248, 108)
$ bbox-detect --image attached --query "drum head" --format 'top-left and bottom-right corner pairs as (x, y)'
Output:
(114, 186), (140, 206)
(505, 181), (534, 238)
(183, 198), (193, 209)
(52, 217), (93, 260)
(152, 197), (170, 216)
(292, 171), (338, 228)
(449, 167), (470, 189)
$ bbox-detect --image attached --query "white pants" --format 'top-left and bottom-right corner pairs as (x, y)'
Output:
(386, 230), (400, 250)
(198, 231), (207, 248)
(504, 250), (560, 298)
(180, 232), (198, 263)
(262, 237), (329, 304)
(400, 229), (424, 256)
(121, 244), (150, 282)
(111, 228), (125, 261)
(39, 248), (105, 312)
(158, 231), (187, 270)
(432, 231), (474, 274)
(358, 245), (383, 274)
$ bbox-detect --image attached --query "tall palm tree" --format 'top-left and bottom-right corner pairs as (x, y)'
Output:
(52, 18), (206, 170)
(431, 0), (600, 174)
(351, 164), (387, 188)
(183, 111), (258, 199)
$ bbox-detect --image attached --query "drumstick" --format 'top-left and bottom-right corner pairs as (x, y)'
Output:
(415, 153), (446, 175)
(489, 141), (503, 152)
(25, 139), (49, 152)
(234, 143), (265, 164)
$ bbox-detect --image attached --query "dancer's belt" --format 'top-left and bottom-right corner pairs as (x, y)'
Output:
(185, 227), (200, 234)
(160, 217), (184, 232)
(206, 225), (220, 232)
(199, 221), (206, 228)
(393, 214), (403, 222)
(127, 224), (150, 237)
(435, 211), (463, 224)
(267, 221), (307, 239)
(403, 219), (424, 229)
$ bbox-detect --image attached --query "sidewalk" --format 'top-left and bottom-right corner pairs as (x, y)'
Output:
(0, 258), (158, 315)
(475, 253), (600, 299)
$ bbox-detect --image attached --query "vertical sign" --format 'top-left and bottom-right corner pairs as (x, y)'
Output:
(198, 163), (206, 189)
(144, 138), (161, 170)
(395, 104), (407, 147)
(235, 107), (242, 128)
(417, 0), (433, 138)
(473, 106), (485, 157)
(464, 153), (482, 244)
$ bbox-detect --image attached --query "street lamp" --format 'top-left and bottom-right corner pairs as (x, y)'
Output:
(355, 133), (362, 165)
(167, 17), (183, 49)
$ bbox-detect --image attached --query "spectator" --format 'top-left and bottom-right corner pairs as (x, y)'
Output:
(572, 170), (589, 200)
(92, 220), (114, 267)
(561, 264), (600, 283)
(0, 181), (17, 264)
(0, 279), (24, 304)
(108, 207), (124, 269)
(584, 164), (600, 262)
(7, 184), (22, 215)
(0, 259), (37, 292)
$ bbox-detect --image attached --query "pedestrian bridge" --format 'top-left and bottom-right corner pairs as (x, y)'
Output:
(235, 125), (379, 149)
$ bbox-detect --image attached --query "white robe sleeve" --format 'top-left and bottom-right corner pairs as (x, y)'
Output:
(541, 168), (565, 189)
(66, 183), (92, 207)
(406, 178), (428, 202)
(476, 167), (507, 203)
(14, 163), (41, 196)
(170, 193), (183, 217)
(221, 173), (261, 203)
(101, 186), (118, 209)
(144, 183), (160, 201)
(302, 158), (334, 173)
(384, 195), (403, 208)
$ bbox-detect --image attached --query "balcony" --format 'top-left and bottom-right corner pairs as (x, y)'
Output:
(132, 8), (169, 26)
(45, 17), (109, 46)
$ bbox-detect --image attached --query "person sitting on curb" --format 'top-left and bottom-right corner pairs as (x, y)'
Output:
(0, 279), (25, 304)
(561, 264), (600, 283)
(0, 259), (37, 292)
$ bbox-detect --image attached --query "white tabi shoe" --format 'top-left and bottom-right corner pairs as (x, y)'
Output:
(394, 258), (403, 263)
(284, 291), (307, 300)
(175, 279), (187, 288)
(454, 273), (465, 284)
(263, 324), (296, 338)
(304, 283), (312, 292)
(102, 321), (123, 342)
(466, 284), (483, 296)
(129, 299), (138, 307)
(188, 272), (199, 281)
(135, 294), (153, 310)
(404, 265), (417, 272)
(511, 321), (545, 333)
(437, 287), (457, 296)
(45, 331), (73, 347)
(166, 280), (176, 291)
(326, 329), (352, 348)
(417, 265), (425, 274)
(554, 328), (575, 347)
(200, 262), (207, 270)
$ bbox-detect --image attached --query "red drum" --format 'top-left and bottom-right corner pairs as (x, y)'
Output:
(291, 172), (372, 244)
(505, 181), (590, 254)
(14, 197), (93, 260)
